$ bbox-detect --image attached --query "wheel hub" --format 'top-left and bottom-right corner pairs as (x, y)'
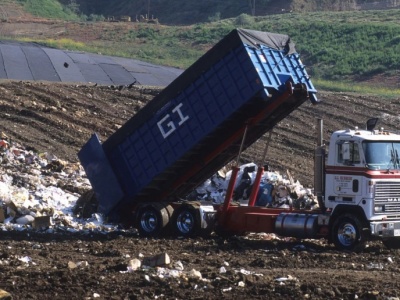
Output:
(141, 211), (158, 232)
(338, 223), (357, 246)
(177, 212), (194, 234)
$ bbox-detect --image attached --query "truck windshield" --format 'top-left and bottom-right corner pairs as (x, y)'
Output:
(363, 141), (400, 170)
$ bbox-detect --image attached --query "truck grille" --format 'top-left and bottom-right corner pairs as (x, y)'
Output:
(375, 182), (400, 218)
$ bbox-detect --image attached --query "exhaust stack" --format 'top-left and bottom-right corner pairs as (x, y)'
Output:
(314, 119), (326, 211)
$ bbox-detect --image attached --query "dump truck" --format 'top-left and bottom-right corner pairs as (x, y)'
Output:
(79, 28), (400, 251)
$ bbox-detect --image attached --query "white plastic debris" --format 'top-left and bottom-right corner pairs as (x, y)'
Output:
(128, 258), (141, 271)
(156, 267), (181, 278)
(366, 262), (384, 270)
(188, 269), (202, 279)
(275, 275), (296, 282)
(0, 182), (10, 201)
(16, 215), (35, 225)
(219, 266), (227, 273)
(173, 260), (184, 271)
(18, 256), (32, 264)
(238, 268), (253, 275)
(76, 261), (89, 267)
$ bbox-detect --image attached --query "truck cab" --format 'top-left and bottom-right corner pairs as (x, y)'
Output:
(320, 120), (400, 249)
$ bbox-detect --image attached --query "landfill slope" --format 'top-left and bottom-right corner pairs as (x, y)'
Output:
(1, 80), (399, 187)
(1, 80), (400, 299)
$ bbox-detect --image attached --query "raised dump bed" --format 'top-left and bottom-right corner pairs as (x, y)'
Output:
(78, 28), (317, 218)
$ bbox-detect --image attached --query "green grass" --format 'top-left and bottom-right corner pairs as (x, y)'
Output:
(19, 37), (87, 51)
(314, 79), (400, 98)
(81, 9), (400, 81)
(17, 0), (80, 20)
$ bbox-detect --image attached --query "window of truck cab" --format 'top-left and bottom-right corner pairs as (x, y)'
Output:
(337, 141), (361, 166)
(362, 141), (400, 170)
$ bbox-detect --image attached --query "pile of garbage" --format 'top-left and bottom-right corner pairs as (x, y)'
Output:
(187, 163), (318, 210)
(0, 132), (105, 232)
(0, 132), (318, 233)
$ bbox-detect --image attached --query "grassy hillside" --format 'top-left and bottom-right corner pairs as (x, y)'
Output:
(1, 1), (399, 94)
(59, 0), (270, 24)
(16, 0), (80, 20)
(58, 0), (399, 25)
(39, 9), (398, 84)
(259, 10), (400, 80)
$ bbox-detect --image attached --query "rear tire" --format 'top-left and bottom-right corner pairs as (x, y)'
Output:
(332, 213), (367, 251)
(171, 205), (201, 237)
(136, 204), (171, 237)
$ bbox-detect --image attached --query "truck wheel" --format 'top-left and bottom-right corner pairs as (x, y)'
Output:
(332, 214), (366, 251)
(136, 204), (171, 237)
(172, 205), (201, 237)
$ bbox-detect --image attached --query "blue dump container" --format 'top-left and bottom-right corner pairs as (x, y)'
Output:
(79, 28), (318, 217)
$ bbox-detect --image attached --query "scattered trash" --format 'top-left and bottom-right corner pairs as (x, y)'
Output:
(127, 258), (141, 271)
(188, 269), (202, 279)
(156, 267), (181, 278)
(173, 260), (184, 271)
(68, 261), (77, 269)
(188, 163), (318, 210)
(275, 275), (297, 282)
(143, 253), (170, 267)
(15, 215), (34, 225)
(237, 268), (254, 275)
(0, 135), (124, 234)
(0, 289), (12, 300)
(366, 263), (384, 270)
(18, 256), (32, 264)
(76, 261), (89, 268)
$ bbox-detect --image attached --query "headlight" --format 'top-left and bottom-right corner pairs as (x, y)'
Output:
(374, 205), (384, 212)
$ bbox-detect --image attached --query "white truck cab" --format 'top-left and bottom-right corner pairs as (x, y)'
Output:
(316, 118), (400, 249)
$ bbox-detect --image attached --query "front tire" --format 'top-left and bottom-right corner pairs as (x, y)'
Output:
(332, 213), (367, 251)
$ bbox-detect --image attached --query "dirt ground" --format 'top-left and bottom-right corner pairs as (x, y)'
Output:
(0, 80), (400, 300)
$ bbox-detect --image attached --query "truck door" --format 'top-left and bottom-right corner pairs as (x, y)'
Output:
(326, 141), (363, 205)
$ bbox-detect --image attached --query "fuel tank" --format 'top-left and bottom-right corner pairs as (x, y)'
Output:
(275, 213), (319, 239)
